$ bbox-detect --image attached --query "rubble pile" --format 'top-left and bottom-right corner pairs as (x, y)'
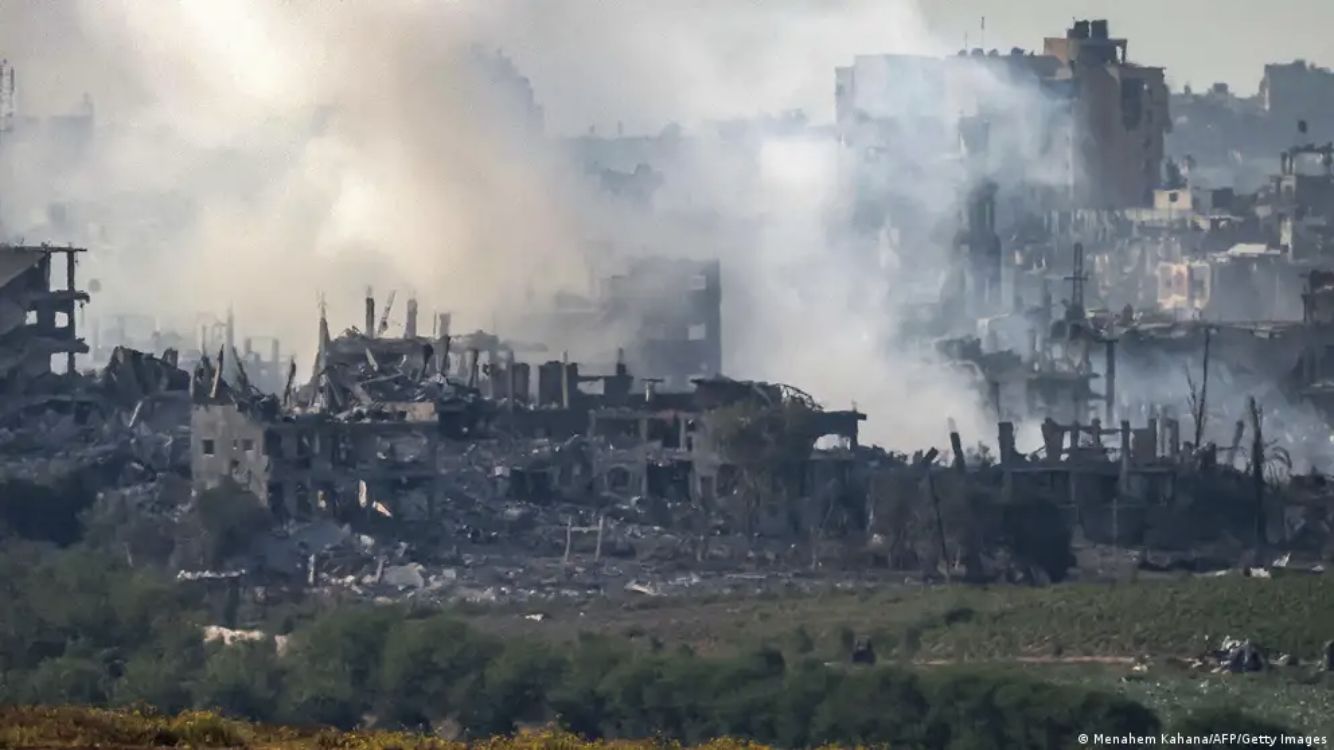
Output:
(1176, 635), (1334, 674)
(0, 346), (191, 484)
(306, 331), (483, 414)
(8, 278), (1334, 610)
(228, 515), (898, 605)
(1211, 636), (1268, 673)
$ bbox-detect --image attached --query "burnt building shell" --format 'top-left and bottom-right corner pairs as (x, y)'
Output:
(193, 357), (865, 520)
(190, 288), (865, 522)
(0, 244), (88, 387)
(191, 397), (445, 521)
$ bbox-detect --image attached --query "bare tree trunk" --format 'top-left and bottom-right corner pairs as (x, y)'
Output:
(1248, 397), (1266, 559)
(1194, 327), (1212, 447)
(925, 470), (950, 583)
(1225, 419), (1245, 468)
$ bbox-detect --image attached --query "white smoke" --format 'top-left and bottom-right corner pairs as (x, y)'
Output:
(0, 0), (1075, 452)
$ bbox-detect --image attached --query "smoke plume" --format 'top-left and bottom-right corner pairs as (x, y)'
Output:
(0, 0), (1071, 452)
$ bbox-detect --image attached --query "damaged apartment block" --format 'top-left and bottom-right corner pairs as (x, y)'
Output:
(190, 293), (467, 522)
(0, 243), (89, 388)
(191, 288), (867, 523)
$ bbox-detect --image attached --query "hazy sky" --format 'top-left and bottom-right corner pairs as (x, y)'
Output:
(922, 0), (1328, 94)
(476, 0), (1334, 133)
(0, 0), (1326, 133)
(0, 0), (1306, 448)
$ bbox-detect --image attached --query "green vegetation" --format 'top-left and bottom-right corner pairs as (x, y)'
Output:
(465, 575), (1334, 739)
(1, 541), (1311, 749)
(2, 478), (1332, 747)
(471, 575), (1334, 661)
(0, 471), (104, 545)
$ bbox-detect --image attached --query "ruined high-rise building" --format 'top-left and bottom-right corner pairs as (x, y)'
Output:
(0, 244), (89, 385)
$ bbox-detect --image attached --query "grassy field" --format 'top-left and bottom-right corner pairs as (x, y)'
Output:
(465, 576), (1334, 738)
(466, 574), (1334, 662)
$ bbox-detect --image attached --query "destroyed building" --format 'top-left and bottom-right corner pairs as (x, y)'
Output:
(190, 285), (863, 526)
(0, 243), (88, 384)
(0, 237), (198, 549)
(191, 376), (450, 522)
(191, 292), (468, 520)
(88, 310), (287, 394)
(834, 19), (1174, 341)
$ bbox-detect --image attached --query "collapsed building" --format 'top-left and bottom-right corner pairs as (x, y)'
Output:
(191, 288), (863, 525)
(173, 282), (1334, 598)
(941, 233), (1334, 467)
(0, 267), (1320, 604)
(4, 33), (1334, 603)
(88, 310), (288, 394)
(0, 241), (195, 549)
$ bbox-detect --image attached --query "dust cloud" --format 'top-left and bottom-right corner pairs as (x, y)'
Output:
(0, 0), (1065, 451)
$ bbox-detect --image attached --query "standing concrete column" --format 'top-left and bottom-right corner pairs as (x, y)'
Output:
(364, 288), (375, 338)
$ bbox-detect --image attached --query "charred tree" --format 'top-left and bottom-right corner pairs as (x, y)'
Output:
(1248, 397), (1266, 558)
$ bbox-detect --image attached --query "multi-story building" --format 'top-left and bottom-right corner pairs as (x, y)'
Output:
(836, 19), (1170, 212)
(1042, 20), (1170, 209)
(1261, 60), (1334, 142)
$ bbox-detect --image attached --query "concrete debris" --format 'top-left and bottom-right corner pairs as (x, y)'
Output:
(0, 340), (194, 533)
(202, 625), (268, 646)
(202, 625), (290, 656)
(223, 507), (932, 605)
(1178, 636), (1330, 675)
(178, 570), (245, 581)
(1216, 636), (1266, 673)
(7, 248), (1334, 615)
(380, 563), (426, 590)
